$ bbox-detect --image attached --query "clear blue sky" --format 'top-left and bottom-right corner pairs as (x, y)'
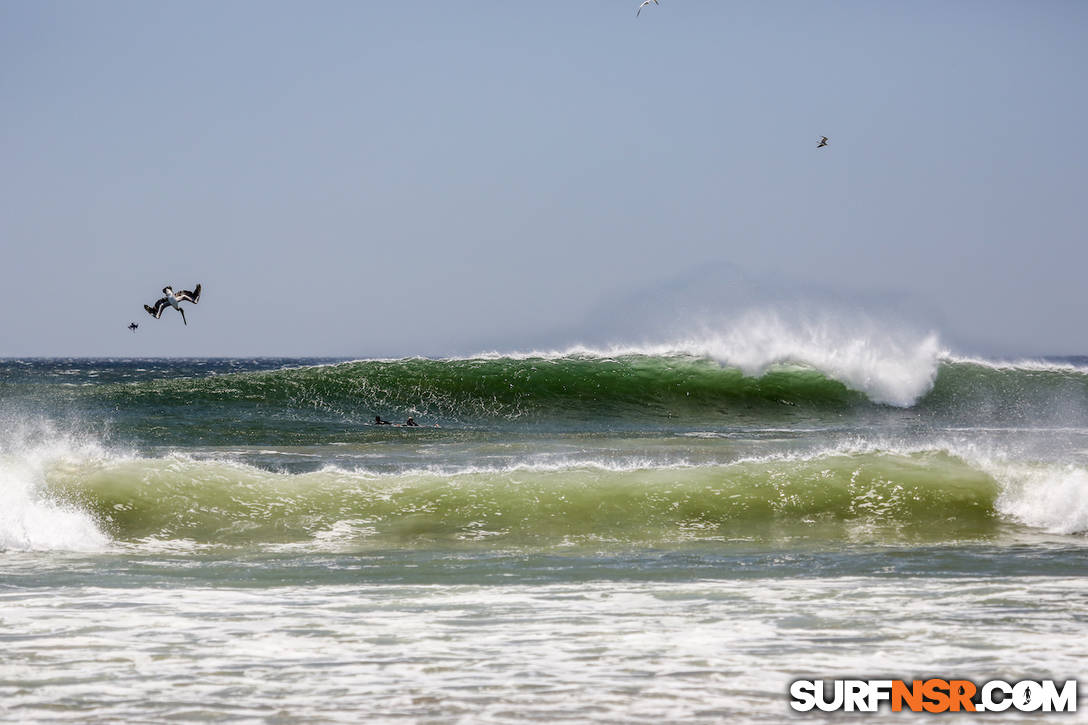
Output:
(2, 0), (1085, 357)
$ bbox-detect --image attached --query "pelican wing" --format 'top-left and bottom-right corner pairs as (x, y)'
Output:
(176, 284), (201, 304)
(144, 298), (168, 319)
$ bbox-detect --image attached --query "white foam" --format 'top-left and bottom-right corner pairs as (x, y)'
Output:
(864, 435), (1088, 536)
(284, 457), (702, 482)
(941, 354), (1088, 374)
(330, 313), (1088, 410)
(5, 423), (1084, 542)
(0, 420), (111, 552)
(771, 436), (1088, 536)
(681, 310), (942, 407)
(471, 309), (944, 407)
(986, 462), (1088, 535)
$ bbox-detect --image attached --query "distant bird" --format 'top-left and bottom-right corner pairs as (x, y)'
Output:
(637, 0), (658, 17)
(817, 136), (829, 148)
(128, 322), (138, 333)
(144, 284), (202, 326)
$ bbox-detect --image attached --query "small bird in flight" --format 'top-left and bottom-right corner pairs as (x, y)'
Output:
(817, 136), (829, 148)
(144, 284), (202, 326)
(128, 322), (138, 333)
(637, 0), (658, 17)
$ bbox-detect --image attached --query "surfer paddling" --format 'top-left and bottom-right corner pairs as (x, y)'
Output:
(374, 415), (438, 428)
(144, 284), (202, 326)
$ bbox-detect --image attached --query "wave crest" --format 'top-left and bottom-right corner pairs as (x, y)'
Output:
(39, 450), (1003, 547)
(0, 419), (111, 552)
(478, 310), (943, 408)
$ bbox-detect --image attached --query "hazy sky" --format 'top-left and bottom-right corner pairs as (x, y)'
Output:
(2, 0), (1086, 357)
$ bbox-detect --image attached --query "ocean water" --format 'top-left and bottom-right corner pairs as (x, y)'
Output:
(2, 344), (1087, 722)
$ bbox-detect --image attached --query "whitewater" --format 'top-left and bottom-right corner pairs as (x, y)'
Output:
(2, 327), (1087, 722)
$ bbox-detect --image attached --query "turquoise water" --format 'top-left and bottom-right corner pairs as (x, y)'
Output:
(1, 355), (1086, 721)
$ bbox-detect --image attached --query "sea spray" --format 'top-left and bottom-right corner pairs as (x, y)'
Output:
(477, 308), (944, 407)
(0, 417), (110, 551)
(989, 462), (1088, 535)
(664, 309), (942, 407)
(3, 351), (1086, 725)
(4, 351), (1088, 549)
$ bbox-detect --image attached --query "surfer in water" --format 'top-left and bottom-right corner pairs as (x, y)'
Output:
(373, 415), (438, 427)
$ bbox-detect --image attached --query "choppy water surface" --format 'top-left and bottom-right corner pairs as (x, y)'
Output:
(2, 352), (1086, 721)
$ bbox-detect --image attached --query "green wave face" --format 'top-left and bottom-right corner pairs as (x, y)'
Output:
(93, 356), (867, 432)
(83, 356), (1088, 429)
(44, 451), (1001, 547)
(921, 361), (1088, 425)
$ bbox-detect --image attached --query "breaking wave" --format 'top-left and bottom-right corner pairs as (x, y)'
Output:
(1, 441), (1079, 551)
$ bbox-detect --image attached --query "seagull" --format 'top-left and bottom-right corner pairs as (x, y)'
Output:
(144, 284), (201, 326)
(128, 322), (138, 333)
(817, 136), (829, 148)
(637, 0), (658, 17)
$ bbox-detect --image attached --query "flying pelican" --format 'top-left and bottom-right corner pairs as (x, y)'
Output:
(637, 0), (658, 17)
(128, 322), (138, 333)
(144, 284), (202, 325)
(817, 136), (829, 148)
